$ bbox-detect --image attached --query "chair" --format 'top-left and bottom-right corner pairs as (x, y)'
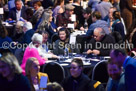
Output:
(92, 60), (109, 87)
(51, 33), (59, 43)
(42, 62), (65, 83)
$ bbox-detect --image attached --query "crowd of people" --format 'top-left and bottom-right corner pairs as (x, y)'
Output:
(0, 0), (136, 90)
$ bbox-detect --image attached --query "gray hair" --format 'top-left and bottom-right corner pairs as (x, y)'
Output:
(94, 27), (106, 36)
(0, 53), (22, 74)
(31, 33), (43, 44)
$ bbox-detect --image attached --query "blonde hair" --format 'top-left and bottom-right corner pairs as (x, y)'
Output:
(0, 52), (22, 74)
(25, 57), (39, 76)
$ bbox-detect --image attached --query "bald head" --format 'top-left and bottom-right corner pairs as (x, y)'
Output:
(93, 27), (105, 41)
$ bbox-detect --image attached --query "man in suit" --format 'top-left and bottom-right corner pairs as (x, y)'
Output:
(110, 49), (136, 91)
(8, 0), (26, 21)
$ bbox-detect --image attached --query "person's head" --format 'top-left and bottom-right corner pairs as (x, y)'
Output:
(31, 33), (43, 48)
(0, 22), (8, 38)
(38, 9), (53, 30)
(107, 59), (122, 80)
(108, 7), (117, 20)
(15, 21), (24, 34)
(83, 7), (92, 19)
(93, 27), (106, 41)
(23, 21), (33, 33)
(54, 0), (64, 7)
(114, 0), (119, 3)
(92, 11), (101, 22)
(113, 11), (121, 20)
(25, 8), (33, 21)
(15, 0), (22, 10)
(74, 0), (80, 4)
(33, 1), (42, 10)
(25, 57), (40, 77)
(38, 31), (49, 43)
(58, 28), (69, 41)
(47, 82), (64, 91)
(0, 53), (22, 80)
(70, 58), (83, 78)
(65, 4), (75, 17)
(110, 49), (127, 67)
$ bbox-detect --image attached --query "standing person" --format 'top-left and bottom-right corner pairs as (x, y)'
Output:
(61, 58), (105, 91)
(95, 0), (113, 19)
(110, 49), (136, 91)
(112, 11), (125, 40)
(8, 0), (27, 21)
(120, 0), (136, 36)
(25, 57), (49, 91)
(0, 53), (31, 91)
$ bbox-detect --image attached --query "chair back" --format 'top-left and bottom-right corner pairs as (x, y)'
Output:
(51, 33), (59, 43)
(92, 60), (109, 84)
(42, 62), (65, 83)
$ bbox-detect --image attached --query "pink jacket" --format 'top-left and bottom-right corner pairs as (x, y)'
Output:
(21, 46), (46, 75)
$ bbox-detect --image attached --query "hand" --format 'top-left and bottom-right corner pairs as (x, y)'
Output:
(8, 18), (12, 21)
(92, 50), (100, 55)
(80, 27), (84, 31)
(52, 54), (59, 59)
(87, 49), (93, 54)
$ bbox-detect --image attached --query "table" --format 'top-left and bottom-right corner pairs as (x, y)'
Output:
(46, 54), (110, 78)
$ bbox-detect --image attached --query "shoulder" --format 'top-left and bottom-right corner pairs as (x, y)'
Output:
(38, 72), (48, 77)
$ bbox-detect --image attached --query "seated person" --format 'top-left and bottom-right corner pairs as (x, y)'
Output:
(47, 82), (64, 91)
(56, 4), (75, 27)
(22, 21), (35, 44)
(38, 31), (59, 59)
(25, 57), (49, 91)
(0, 52), (31, 91)
(12, 21), (24, 42)
(61, 58), (105, 91)
(8, 0), (27, 21)
(87, 27), (115, 56)
(86, 11), (110, 37)
(53, 28), (70, 55)
(21, 33), (47, 75)
(36, 9), (56, 41)
(106, 58), (125, 91)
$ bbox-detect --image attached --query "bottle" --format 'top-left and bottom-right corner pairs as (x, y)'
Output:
(84, 19), (88, 33)
(64, 48), (69, 57)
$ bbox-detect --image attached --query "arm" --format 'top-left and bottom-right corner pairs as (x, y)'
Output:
(125, 64), (136, 91)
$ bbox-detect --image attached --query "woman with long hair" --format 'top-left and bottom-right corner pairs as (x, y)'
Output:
(0, 53), (31, 91)
(25, 57), (49, 91)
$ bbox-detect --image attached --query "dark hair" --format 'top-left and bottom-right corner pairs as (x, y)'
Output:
(107, 58), (114, 65)
(71, 58), (83, 67)
(0, 21), (8, 38)
(37, 30), (49, 37)
(113, 49), (126, 57)
(47, 82), (63, 91)
(113, 11), (121, 20)
(92, 11), (101, 19)
(14, 0), (22, 3)
(58, 28), (70, 39)
(33, 1), (42, 6)
(25, 8), (33, 16)
(54, 0), (64, 8)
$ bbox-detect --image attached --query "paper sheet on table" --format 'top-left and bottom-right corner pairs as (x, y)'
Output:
(87, 58), (100, 61)
(0, 8), (4, 14)
(40, 76), (48, 88)
(69, 35), (76, 44)
(83, 62), (91, 65)
(71, 14), (76, 22)
(67, 23), (74, 29)
(65, 59), (72, 63)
